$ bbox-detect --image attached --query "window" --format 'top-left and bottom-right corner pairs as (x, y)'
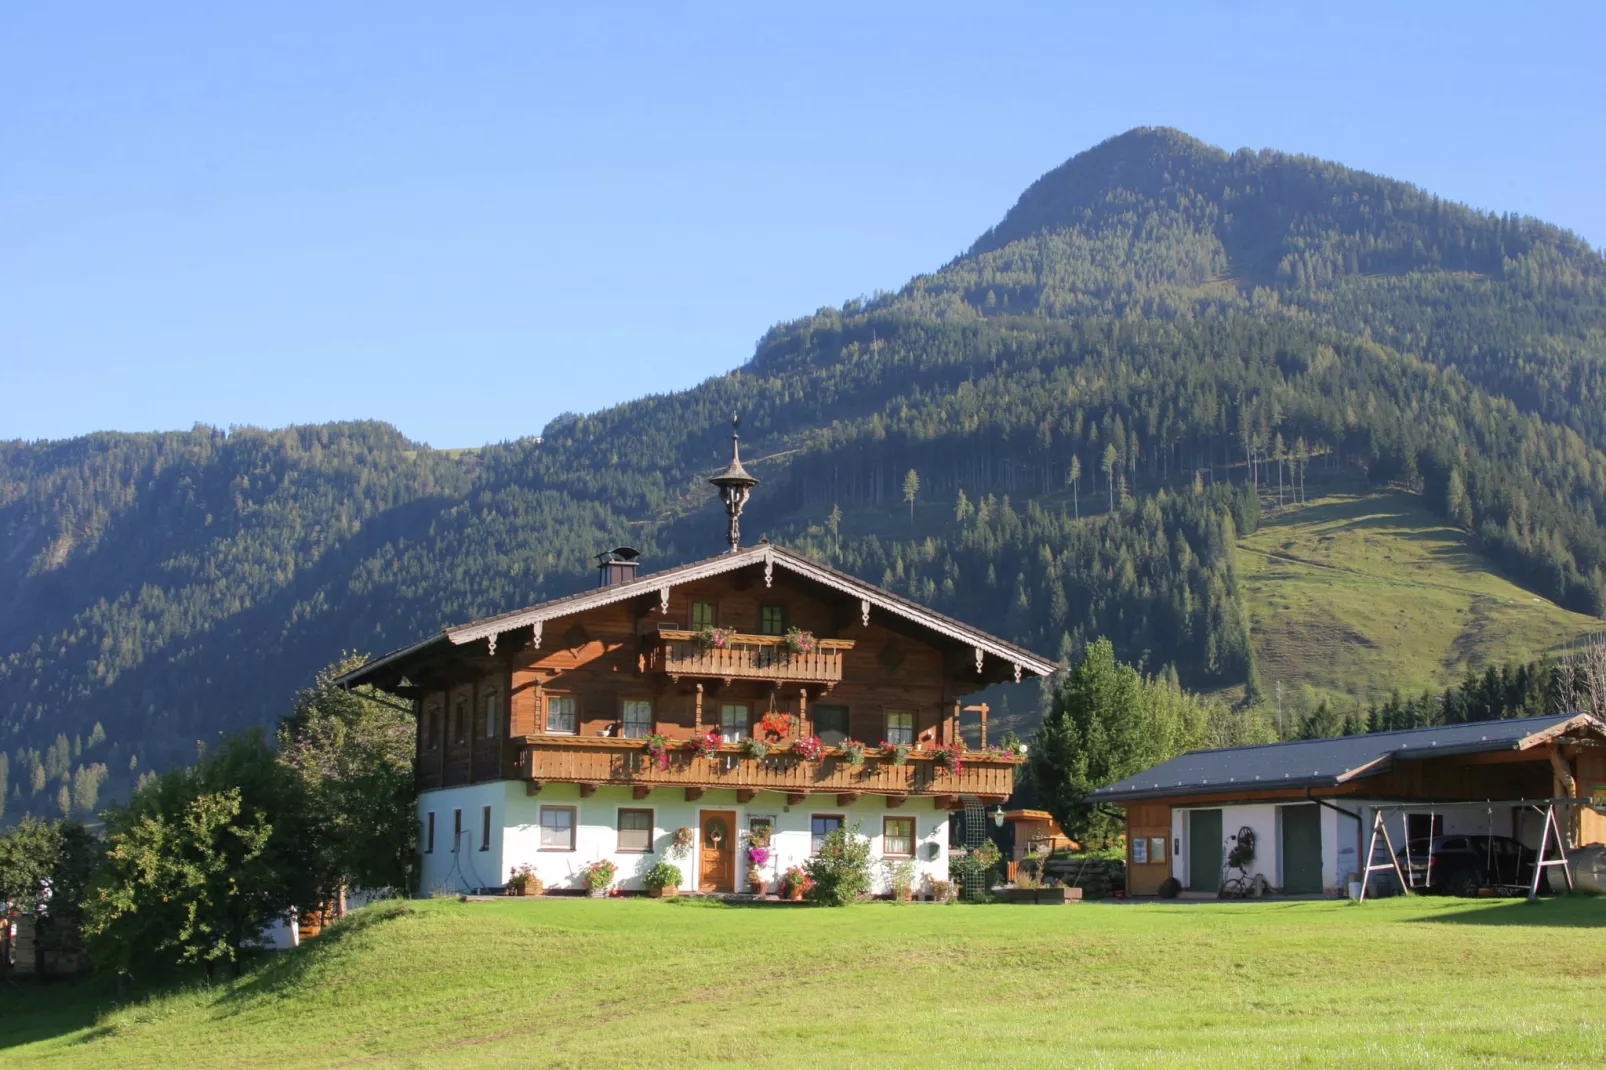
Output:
(617, 808), (653, 853)
(883, 816), (915, 857)
(453, 700), (467, 744)
(885, 710), (915, 746)
(545, 694), (578, 734)
(811, 814), (844, 854)
(1132, 837), (1148, 864)
(539, 806), (576, 851)
(760, 605), (785, 635)
(690, 600), (716, 630)
(720, 703), (749, 742)
(622, 699), (653, 739)
(483, 693), (498, 739)
(425, 811), (435, 854)
(481, 805), (492, 851)
(749, 816), (774, 842)
(1148, 836), (1167, 864)
(814, 705), (848, 746)
(453, 808), (463, 853)
(423, 707), (440, 751)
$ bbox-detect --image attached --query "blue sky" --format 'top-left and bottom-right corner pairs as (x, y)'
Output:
(4, 2), (1603, 447)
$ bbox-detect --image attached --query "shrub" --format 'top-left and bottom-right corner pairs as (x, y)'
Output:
(584, 860), (617, 891)
(643, 862), (681, 890)
(803, 824), (873, 906)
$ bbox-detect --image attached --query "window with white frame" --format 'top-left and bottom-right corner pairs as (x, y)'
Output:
(720, 703), (749, 742)
(884, 710), (915, 746)
(545, 694), (578, 734)
(539, 806), (576, 851)
(622, 699), (653, 739)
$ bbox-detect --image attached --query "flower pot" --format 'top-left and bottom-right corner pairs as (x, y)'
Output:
(587, 887), (607, 899)
(749, 882), (766, 895)
(509, 884), (527, 897)
(648, 886), (678, 899)
(787, 888), (804, 902)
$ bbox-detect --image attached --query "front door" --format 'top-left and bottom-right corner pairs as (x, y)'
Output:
(1280, 804), (1323, 894)
(1189, 809), (1223, 893)
(699, 810), (737, 892)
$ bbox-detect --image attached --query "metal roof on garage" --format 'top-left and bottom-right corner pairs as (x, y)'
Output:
(1087, 713), (1603, 803)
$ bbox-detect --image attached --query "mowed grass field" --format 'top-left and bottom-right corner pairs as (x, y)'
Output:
(1239, 491), (1600, 705)
(3, 896), (1604, 1068)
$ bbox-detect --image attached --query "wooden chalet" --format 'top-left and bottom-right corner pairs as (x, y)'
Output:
(340, 423), (1055, 896)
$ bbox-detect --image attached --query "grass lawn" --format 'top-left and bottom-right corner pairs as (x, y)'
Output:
(1238, 491), (1600, 706)
(3, 896), (1604, 1068)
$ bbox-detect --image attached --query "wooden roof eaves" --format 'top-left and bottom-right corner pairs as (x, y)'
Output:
(443, 544), (1058, 678)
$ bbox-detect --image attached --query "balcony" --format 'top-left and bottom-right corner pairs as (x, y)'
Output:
(515, 736), (1019, 803)
(643, 629), (854, 685)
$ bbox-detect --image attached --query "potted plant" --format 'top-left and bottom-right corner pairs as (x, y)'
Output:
(793, 735), (823, 761)
(780, 865), (813, 901)
(888, 859), (916, 903)
(691, 730), (722, 760)
(928, 879), (955, 903)
(880, 740), (911, 765)
(747, 843), (771, 893)
(932, 741), (965, 776)
(747, 865), (766, 894)
(644, 862), (682, 898)
(781, 626), (817, 654)
(643, 733), (673, 771)
(757, 711), (791, 740)
(583, 859), (617, 898)
(694, 625), (737, 649)
(840, 738), (867, 765)
(740, 736), (769, 760)
(506, 864), (542, 897)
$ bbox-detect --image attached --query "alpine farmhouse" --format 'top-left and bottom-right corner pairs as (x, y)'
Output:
(338, 426), (1055, 895)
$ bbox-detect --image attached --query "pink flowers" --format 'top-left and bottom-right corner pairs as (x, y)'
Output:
(793, 735), (824, 761)
(748, 845), (771, 868)
(691, 730), (722, 760)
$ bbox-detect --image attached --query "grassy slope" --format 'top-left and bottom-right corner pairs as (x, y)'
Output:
(5, 896), (1605, 1068)
(1239, 492), (1601, 707)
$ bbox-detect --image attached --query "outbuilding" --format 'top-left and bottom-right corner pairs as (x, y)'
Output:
(1089, 714), (1606, 897)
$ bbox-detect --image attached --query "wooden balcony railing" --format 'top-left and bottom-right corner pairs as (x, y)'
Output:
(515, 736), (1018, 801)
(644, 629), (854, 685)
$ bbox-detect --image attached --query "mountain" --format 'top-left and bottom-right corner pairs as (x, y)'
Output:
(6, 127), (1606, 818)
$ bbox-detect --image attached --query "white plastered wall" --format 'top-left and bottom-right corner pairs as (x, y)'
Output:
(418, 781), (952, 895)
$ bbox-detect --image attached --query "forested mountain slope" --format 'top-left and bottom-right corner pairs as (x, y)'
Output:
(5, 128), (1606, 819)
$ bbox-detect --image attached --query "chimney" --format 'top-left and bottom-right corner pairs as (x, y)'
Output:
(595, 546), (641, 588)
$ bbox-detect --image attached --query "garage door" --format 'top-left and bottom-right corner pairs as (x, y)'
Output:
(1281, 804), (1323, 894)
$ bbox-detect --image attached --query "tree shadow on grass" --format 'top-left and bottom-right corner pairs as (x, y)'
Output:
(1408, 896), (1605, 927)
(0, 975), (118, 1052)
(213, 900), (413, 1012)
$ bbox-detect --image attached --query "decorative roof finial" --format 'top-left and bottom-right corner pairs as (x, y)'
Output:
(709, 412), (758, 552)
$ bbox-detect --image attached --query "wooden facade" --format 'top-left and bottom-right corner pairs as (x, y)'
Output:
(386, 556), (1044, 806)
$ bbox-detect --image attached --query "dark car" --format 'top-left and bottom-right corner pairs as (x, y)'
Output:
(1395, 834), (1548, 896)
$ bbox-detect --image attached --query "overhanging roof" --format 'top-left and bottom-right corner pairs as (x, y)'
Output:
(338, 543), (1057, 689)
(1087, 713), (1604, 803)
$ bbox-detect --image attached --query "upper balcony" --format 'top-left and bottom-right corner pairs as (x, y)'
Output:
(642, 628), (855, 685)
(515, 736), (1019, 803)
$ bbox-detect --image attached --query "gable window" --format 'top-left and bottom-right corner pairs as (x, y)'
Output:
(545, 694), (578, 734)
(617, 808), (653, 853)
(425, 811), (435, 854)
(811, 814), (844, 855)
(690, 600), (716, 630)
(539, 806), (576, 851)
(884, 710), (915, 746)
(720, 703), (749, 743)
(760, 605), (785, 635)
(622, 699), (653, 739)
(814, 705), (849, 746)
(483, 692), (498, 739)
(453, 700), (467, 745)
(453, 808), (463, 853)
(480, 805), (492, 851)
(883, 816), (915, 858)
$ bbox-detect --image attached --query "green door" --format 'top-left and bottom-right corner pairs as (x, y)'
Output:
(1280, 805), (1323, 894)
(1189, 809), (1222, 893)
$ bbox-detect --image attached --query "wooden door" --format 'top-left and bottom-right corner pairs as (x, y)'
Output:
(1280, 804), (1323, 894)
(1189, 809), (1222, 892)
(699, 810), (736, 892)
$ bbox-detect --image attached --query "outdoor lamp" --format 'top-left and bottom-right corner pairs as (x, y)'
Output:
(993, 805), (1006, 828)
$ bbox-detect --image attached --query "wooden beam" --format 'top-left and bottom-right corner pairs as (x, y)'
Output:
(837, 792), (861, 807)
(686, 787), (705, 802)
(933, 794), (959, 811)
(1453, 747), (1557, 767)
(885, 796), (905, 809)
(737, 789), (758, 803)
(525, 780), (544, 796)
(632, 785), (652, 800)
(578, 783), (598, 798)
(786, 792), (807, 806)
